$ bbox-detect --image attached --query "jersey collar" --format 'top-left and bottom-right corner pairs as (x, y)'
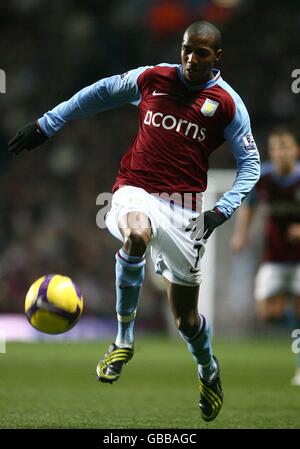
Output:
(270, 162), (300, 187)
(177, 66), (221, 90)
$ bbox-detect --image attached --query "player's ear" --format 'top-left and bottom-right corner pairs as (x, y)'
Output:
(215, 49), (222, 63)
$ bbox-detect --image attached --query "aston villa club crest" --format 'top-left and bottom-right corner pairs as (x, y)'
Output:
(201, 98), (219, 117)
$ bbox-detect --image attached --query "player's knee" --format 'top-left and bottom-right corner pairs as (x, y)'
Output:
(256, 302), (283, 322)
(123, 229), (151, 256)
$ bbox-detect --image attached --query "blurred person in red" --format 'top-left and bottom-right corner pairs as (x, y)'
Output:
(231, 127), (300, 385)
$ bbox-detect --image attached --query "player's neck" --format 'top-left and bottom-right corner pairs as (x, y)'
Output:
(275, 163), (296, 176)
(185, 70), (215, 87)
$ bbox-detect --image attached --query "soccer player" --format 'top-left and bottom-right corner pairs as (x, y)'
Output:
(8, 21), (260, 421)
(230, 127), (300, 385)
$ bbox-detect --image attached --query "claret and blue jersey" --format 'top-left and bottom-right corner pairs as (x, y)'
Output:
(247, 162), (300, 263)
(38, 63), (261, 217)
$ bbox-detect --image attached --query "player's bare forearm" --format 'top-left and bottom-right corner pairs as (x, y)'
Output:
(230, 203), (255, 252)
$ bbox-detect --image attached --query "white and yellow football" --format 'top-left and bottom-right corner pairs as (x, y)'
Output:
(25, 274), (84, 334)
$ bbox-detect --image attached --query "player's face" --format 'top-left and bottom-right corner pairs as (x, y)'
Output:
(181, 32), (222, 85)
(268, 134), (299, 172)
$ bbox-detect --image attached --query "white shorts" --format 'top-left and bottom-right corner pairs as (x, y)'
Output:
(105, 186), (205, 286)
(254, 262), (300, 301)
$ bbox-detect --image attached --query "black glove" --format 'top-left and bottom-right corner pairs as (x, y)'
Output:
(8, 121), (48, 155)
(203, 209), (227, 239)
(185, 208), (227, 241)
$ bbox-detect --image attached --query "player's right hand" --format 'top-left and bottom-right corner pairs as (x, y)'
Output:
(8, 121), (48, 155)
(230, 234), (246, 253)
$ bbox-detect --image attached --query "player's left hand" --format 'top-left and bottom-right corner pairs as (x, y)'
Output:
(185, 208), (227, 241)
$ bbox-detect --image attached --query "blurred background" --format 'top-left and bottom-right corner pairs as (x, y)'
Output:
(0, 0), (299, 340)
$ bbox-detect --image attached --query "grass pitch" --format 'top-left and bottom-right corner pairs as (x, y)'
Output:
(0, 336), (299, 429)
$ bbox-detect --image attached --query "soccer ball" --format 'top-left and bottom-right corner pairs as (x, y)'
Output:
(25, 274), (84, 334)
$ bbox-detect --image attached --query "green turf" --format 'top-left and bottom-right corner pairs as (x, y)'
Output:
(0, 336), (299, 429)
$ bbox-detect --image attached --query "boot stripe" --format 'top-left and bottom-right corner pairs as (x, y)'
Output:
(199, 379), (222, 406)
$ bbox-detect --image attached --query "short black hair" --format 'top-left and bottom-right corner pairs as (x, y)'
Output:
(184, 21), (222, 51)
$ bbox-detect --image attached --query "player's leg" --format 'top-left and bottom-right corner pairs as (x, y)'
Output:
(115, 211), (151, 347)
(97, 211), (151, 383)
(166, 281), (216, 379)
(165, 280), (223, 421)
(255, 294), (288, 322)
(147, 197), (222, 420)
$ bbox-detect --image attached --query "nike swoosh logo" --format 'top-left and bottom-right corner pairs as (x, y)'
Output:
(152, 90), (168, 96)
